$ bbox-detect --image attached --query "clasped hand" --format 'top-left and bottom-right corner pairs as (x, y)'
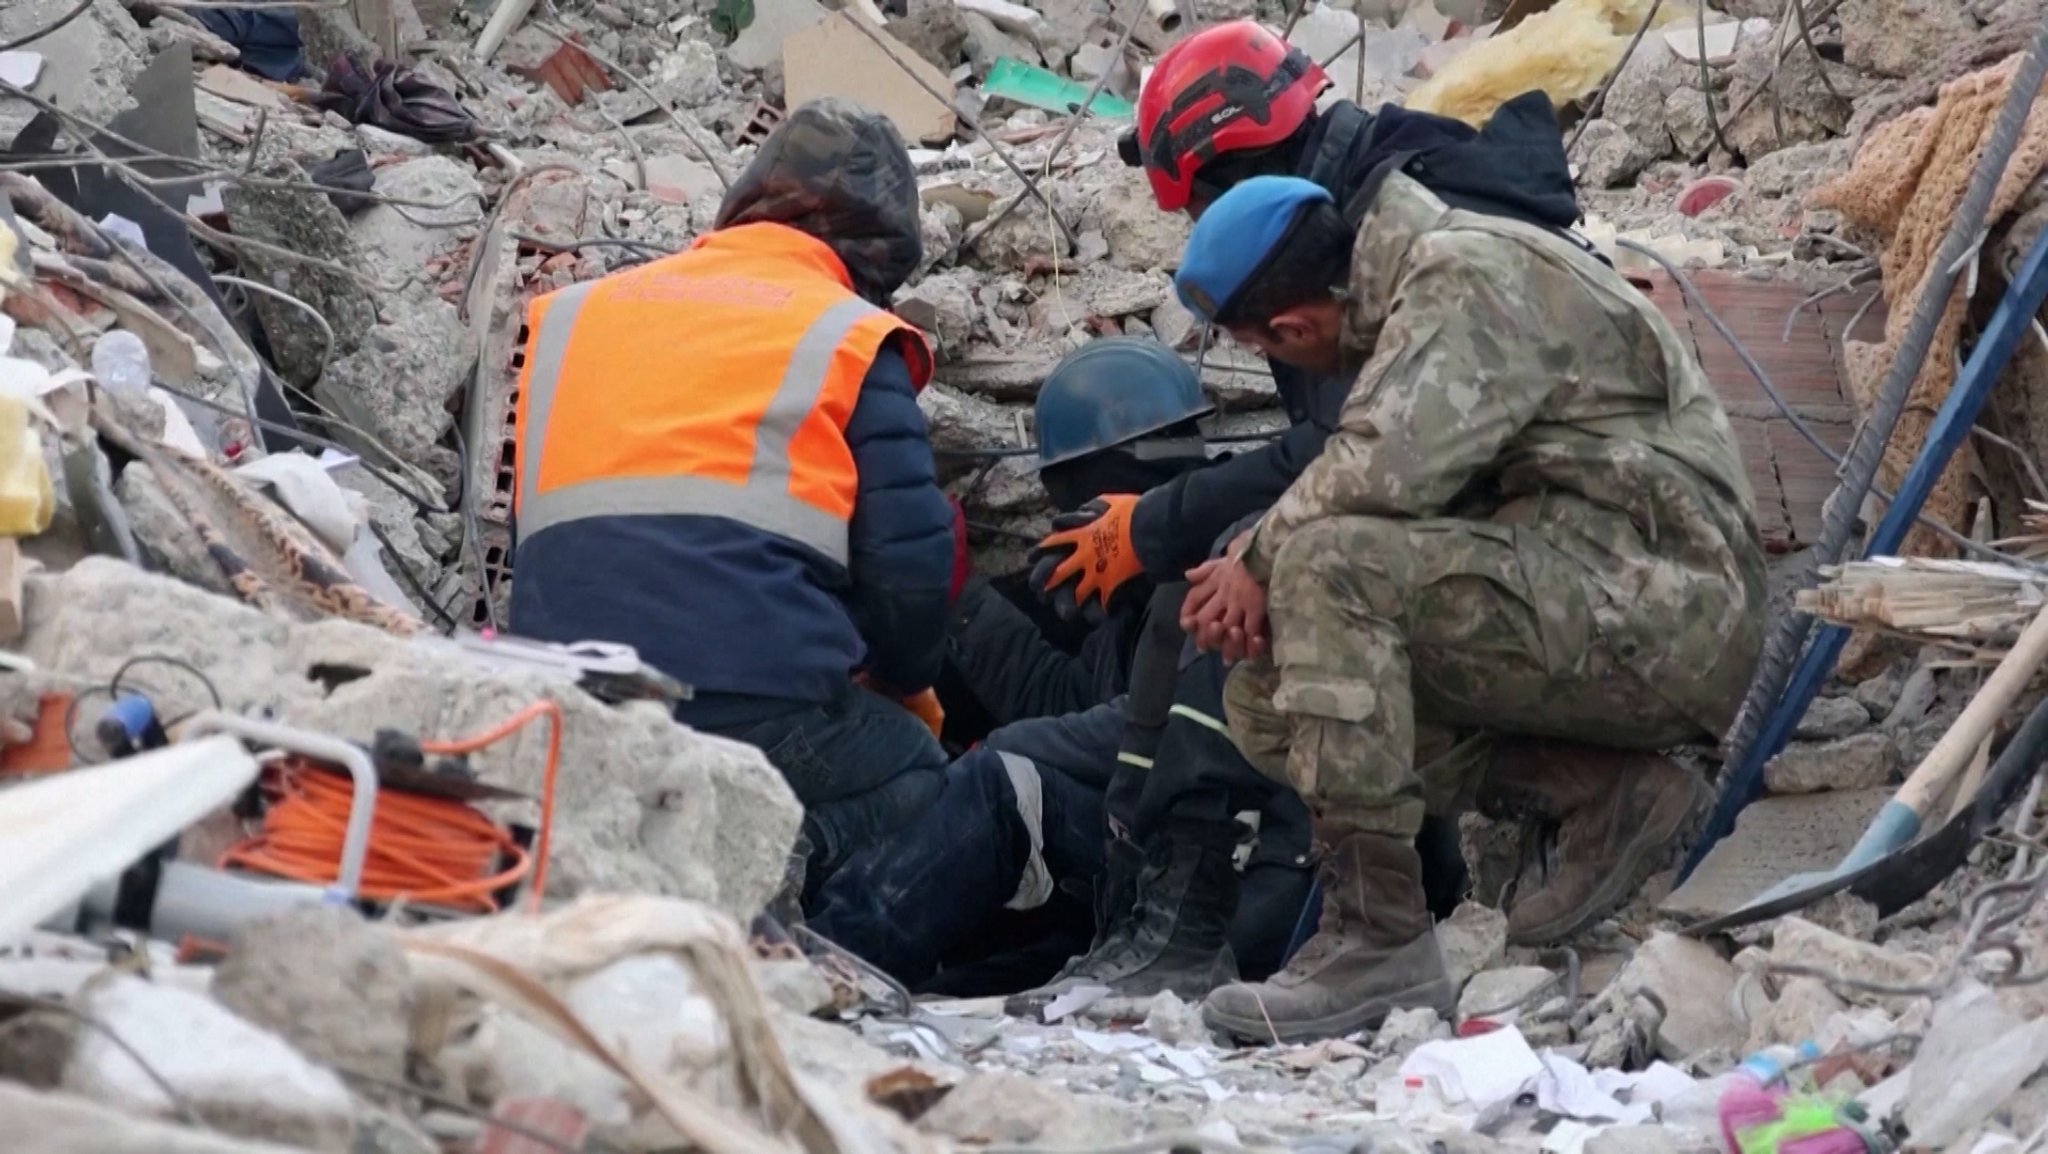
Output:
(1181, 529), (1268, 665)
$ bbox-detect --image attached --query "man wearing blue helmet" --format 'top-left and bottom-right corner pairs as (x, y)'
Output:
(939, 339), (1214, 738)
(1170, 172), (1765, 1042)
(807, 339), (1316, 993)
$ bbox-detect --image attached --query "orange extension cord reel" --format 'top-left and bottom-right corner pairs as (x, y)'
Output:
(221, 702), (564, 915)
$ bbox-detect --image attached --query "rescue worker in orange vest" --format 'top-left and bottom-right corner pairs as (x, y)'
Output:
(509, 100), (958, 910)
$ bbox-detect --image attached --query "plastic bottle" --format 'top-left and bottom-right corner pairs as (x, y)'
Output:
(1716, 1042), (1824, 1152)
(90, 330), (152, 398)
(1661, 1042), (1820, 1138)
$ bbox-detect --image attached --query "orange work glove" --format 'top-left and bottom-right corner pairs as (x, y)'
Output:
(899, 688), (945, 740)
(1028, 494), (1144, 620)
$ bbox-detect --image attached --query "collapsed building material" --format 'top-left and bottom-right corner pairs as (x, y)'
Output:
(8, 558), (802, 914)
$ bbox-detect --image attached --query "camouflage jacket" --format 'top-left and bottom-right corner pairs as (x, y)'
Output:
(1243, 173), (1768, 731)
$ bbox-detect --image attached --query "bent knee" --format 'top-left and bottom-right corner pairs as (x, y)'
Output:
(1267, 517), (1416, 618)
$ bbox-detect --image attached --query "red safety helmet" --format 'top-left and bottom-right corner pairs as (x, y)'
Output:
(1133, 21), (1329, 213)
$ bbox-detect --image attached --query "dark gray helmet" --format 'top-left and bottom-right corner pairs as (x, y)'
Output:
(714, 98), (923, 305)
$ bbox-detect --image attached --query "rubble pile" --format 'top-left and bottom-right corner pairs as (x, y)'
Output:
(0, 0), (2046, 1149)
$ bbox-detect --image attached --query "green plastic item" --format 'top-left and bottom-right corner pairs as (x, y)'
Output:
(983, 58), (1133, 119)
(711, 0), (754, 42)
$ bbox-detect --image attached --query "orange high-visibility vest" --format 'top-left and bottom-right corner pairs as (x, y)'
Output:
(513, 223), (934, 566)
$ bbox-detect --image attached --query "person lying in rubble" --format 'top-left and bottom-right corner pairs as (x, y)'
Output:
(507, 99), (956, 907)
(1168, 169), (1769, 1043)
(807, 339), (1319, 996)
(1010, 19), (1593, 1013)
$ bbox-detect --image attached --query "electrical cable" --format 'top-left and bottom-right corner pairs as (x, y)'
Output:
(222, 760), (531, 913)
(419, 700), (563, 908)
(221, 700), (563, 912)
(62, 653), (226, 763)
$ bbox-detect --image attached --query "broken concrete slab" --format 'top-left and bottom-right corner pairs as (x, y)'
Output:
(1575, 120), (1663, 189)
(1768, 916), (1938, 1008)
(1660, 787), (1891, 920)
(0, 0), (150, 140)
(1725, 31), (1852, 160)
(643, 153), (723, 206)
(350, 155), (484, 284)
(1906, 984), (2048, 1149)
(1457, 965), (1556, 1022)
(0, 1083), (314, 1154)
(212, 906), (414, 1081)
(1794, 694), (1873, 740)
(1437, 900), (1509, 990)
(896, 269), (983, 353)
(223, 160), (379, 388)
(919, 382), (1027, 457)
(1746, 975), (1847, 1050)
(65, 975), (355, 1151)
(1599, 32), (1691, 155)
(1089, 165), (1190, 272)
(1609, 933), (1745, 1061)
(12, 559), (803, 916)
(1762, 731), (1899, 794)
(1840, 0), (1977, 78)
(315, 297), (475, 471)
(783, 11), (957, 146)
(886, 0), (969, 72)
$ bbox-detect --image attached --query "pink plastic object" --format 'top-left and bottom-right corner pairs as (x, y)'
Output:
(1677, 176), (1743, 217)
(1716, 1076), (1785, 1153)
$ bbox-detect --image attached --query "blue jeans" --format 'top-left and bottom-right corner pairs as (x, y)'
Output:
(709, 683), (947, 883)
(808, 734), (1109, 987)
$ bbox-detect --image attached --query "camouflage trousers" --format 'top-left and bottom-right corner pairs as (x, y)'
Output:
(1224, 515), (1721, 839)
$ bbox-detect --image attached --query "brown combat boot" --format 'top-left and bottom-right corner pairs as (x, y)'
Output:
(1201, 832), (1454, 1043)
(1482, 740), (1707, 946)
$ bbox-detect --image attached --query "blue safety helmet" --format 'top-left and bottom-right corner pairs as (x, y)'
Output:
(1034, 338), (1215, 470)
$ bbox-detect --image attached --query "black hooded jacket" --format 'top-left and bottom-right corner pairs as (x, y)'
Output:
(1125, 92), (1584, 574)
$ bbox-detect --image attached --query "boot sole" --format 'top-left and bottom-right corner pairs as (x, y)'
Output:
(1201, 976), (1457, 1045)
(1508, 771), (1708, 947)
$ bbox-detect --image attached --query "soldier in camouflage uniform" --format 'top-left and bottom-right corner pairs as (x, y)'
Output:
(1170, 173), (1767, 1042)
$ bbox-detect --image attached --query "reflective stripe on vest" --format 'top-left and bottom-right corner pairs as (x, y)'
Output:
(511, 226), (933, 566)
(519, 292), (874, 561)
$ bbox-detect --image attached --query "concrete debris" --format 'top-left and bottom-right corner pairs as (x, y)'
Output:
(1, 0), (2043, 1148)
(64, 975), (356, 1151)
(1576, 119), (1665, 189)
(13, 559), (802, 914)
(1762, 731), (1900, 793)
(0, 1082), (314, 1154)
(1607, 933), (1746, 1061)
(1905, 983), (2048, 1149)
(1437, 899), (1510, 989)
(313, 299), (475, 480)
(1768, 916), (1939, 1008)
(1457, 965), (1556, 1024)
(1839, 0), (1978, 78)
(1795, 694), (1876, 740)
(348, 156), (484, 286)
(210, 906), (413, 1081)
